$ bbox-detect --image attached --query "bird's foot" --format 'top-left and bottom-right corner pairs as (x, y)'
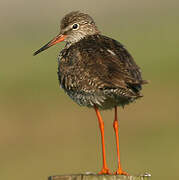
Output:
(98, 167), (111, 174)
(114, 169), (129, 176)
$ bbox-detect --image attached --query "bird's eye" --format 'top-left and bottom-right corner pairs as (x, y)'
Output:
(72, 23), (79, 30)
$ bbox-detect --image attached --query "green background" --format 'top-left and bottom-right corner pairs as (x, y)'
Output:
(0, 0), (178, 180)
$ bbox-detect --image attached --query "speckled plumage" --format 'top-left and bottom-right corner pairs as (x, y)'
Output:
(34, 11), (147, 110)
(57, 12), (147, 110)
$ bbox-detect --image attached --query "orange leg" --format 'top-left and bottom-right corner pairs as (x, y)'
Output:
(94, 106), (111, 174)
(113, 106), (128, 175)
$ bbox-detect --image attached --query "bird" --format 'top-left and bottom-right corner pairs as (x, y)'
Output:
(33, 11), (148, 175)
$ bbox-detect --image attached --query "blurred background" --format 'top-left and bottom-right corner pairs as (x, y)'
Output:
(0, 0), (178, 180)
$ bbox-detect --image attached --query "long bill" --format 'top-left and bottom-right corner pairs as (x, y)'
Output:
(33, 34), (67, 56)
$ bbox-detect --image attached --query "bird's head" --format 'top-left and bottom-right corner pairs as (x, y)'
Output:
(33, 11), (99, 56)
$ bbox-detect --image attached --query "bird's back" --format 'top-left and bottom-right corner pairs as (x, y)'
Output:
(58, 34), (147, 109)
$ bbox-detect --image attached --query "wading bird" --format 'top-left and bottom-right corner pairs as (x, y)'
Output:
(34, 11), (147, 175)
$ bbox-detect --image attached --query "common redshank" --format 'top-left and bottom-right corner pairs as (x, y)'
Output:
(33, 11), (147, 175)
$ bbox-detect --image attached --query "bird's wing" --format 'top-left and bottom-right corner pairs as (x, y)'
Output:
(80, 35), (147, 92)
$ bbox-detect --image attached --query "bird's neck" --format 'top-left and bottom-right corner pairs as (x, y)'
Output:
(65, 32), (100, 48)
